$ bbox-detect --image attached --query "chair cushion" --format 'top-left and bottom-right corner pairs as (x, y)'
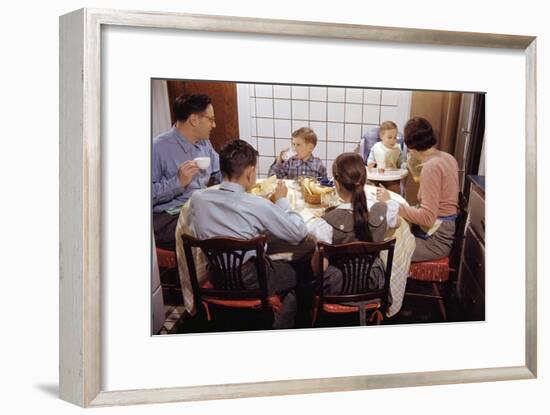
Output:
(201, 280), (279, 310)
(156, 247), (177, 269)
(409, 257), (450, 282)
(203, 297), (262, 309)
(321, 300), (381, 313)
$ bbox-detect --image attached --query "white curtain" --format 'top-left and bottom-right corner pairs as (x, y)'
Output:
(151, 234), (166, 335)
(151, 80), (171, 139)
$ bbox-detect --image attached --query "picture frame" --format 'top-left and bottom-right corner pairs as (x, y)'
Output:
(59, 8), (537, 408)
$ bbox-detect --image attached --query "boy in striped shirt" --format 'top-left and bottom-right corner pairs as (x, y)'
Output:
(268, 127), (327, 180)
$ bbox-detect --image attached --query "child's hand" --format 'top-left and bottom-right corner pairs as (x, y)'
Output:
(376, 184), (391, 202)
(272, 180), (288, 201)
(276, 148), (289, 164)
(367, 162), (375, 169)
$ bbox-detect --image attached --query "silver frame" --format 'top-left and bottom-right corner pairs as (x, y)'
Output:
(59, 8), (537, 407)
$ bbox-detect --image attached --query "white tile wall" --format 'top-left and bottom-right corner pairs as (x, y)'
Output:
(249, 98), (256, 117)
(380, 106), (398, 123)
(344, 142), (358, 152)
(344, 123), (362, 142)
(326, 160), (334, 176)
(314, 141), (327, 159)
(255, 84), (273, 98)
(364, 89), (381, 104)
(292, 120), (307, 132)
(292, 100), (309, 120)
(250, 117), (257, 137)
(345, 103), (362, 123)
(327, 141), (344, 159)
(346, 88), (363, 103)
(240, 83), (410, 178)
(274, 99), (291, 119)
(327, 122), (344, 141)
(274, 119), (292, 138)
(245, 136), (257, 149)
(273, 85), (291, 99)
(363, 105), (380, 124)
(256, 98), (274, 118)
(381, 89), (399, 105)
(309, 121), (326, 140)
(327, 87), (345, 102)
(362, 124), (378, 136)
(257, 137), (275, 156)
(256, 118), (274, 137)
(327, 102), (345, 122)
(309, 87), (327, 101)
(309, 101), (327, 121)
(258, 156), (274, 176)
(291, 86), (309, 100)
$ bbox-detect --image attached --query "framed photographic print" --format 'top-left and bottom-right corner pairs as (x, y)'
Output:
(59, 8), (537, 407)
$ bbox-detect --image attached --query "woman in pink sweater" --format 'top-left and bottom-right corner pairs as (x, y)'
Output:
(377, 117), (459, 261)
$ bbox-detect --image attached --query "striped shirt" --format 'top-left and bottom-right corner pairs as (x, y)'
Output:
(268, 155), (327, 180)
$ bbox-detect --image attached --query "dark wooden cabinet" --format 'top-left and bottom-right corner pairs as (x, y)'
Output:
(457, 176), (485, 321)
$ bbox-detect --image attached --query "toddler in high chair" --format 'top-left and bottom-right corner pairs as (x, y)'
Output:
(366, 121), (407, 194)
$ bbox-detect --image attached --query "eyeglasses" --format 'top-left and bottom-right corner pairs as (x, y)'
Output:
(199, 114), (216, 124)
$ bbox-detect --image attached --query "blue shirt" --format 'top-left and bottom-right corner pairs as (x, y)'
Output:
(189, 181), (308, 260)
(152, 126), (222, 213)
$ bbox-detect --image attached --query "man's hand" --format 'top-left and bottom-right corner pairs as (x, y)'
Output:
(272, 180), (288, 202)
(177, 160), (200, 187)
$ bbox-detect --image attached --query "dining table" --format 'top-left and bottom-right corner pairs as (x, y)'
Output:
(174, 178), (415, 319)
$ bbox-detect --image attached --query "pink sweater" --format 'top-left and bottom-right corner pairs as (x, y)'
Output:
(399, 150), (459, 228)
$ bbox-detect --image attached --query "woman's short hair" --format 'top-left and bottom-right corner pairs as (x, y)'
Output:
(404, 117), (437, 151)
(219, 139), (258, 180)
(292, 127), (318, 147)
(173, 94), (212, 122)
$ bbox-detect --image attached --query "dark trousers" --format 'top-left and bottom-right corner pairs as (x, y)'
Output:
(265, 234), (316, 328)
(241, 260), (297, 329)
(153, 212), (179, 250)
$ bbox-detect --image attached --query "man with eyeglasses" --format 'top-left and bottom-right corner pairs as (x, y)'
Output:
(152, 94), (222, 250)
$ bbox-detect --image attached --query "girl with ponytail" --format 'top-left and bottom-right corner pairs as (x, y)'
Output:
(307, 153), (401, 293)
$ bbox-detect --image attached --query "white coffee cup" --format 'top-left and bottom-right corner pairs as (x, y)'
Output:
(194, 157), (210, 170)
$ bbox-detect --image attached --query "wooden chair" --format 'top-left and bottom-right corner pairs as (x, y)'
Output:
(406, 193), (468, 321)
(155, 247), (183, 305)
(181, 234), (275, 330)
(313, 239), (396, 326)
(156, 247), (177, 269)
